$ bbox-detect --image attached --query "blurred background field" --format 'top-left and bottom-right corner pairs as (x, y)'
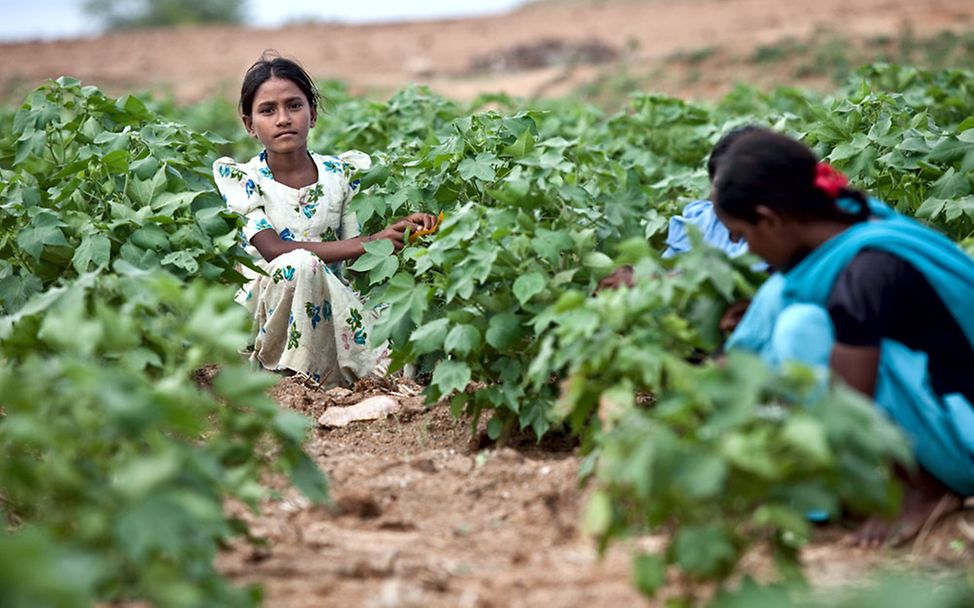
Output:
(2, 0), (973, 109)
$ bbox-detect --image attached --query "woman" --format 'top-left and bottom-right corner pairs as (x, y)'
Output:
(213, 53), (435, 386)
(715, 128), (974, 546)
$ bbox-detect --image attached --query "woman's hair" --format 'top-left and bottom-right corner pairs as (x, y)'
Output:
(707, 125), (761, 180)
(239, 51), (320, 117)
(712, 128), (870, 223)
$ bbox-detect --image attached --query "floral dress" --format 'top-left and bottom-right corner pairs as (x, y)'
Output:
(213, 149), (388, 387)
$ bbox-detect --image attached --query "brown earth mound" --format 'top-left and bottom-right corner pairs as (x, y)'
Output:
(1, 0), (972, 103)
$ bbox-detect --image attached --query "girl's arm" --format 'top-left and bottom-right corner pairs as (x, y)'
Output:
(249, 215), (436, 264)
(250, 229), (372, 263)
(829, 343), (880, 396)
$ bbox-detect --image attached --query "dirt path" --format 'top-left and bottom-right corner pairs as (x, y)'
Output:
(2, 0), (973, 103)
(216, 377), (974, 607)
(219, 378), (642, 607)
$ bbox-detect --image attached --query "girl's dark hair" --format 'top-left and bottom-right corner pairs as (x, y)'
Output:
(707, 125), (762, 180)
(712, 128), (870, 223)
(239, 51), (320, 117)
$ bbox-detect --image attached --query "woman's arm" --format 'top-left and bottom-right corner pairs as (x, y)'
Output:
(829, 343), (880, 396)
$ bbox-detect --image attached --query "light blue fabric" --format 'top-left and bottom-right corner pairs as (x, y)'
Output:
(726, 275), (835, 371)
(663, 199), (751, 259)
(875, 342), (974, 496)
(728, 198), (974, 495)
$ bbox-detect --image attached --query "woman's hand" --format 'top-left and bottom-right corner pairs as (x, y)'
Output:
(719, 299), (751, 334)
(597, 265), (635, 292)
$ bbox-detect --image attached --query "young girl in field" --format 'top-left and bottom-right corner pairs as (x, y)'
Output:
(213, 54), (435, 386)
(714, 128), (974, 547)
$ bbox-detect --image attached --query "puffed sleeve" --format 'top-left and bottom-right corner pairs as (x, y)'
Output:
(213, 157), (274, 245)
(336, 151), (372, 240)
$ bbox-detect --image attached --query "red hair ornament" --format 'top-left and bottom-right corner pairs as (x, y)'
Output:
(814, 162), (849, 198)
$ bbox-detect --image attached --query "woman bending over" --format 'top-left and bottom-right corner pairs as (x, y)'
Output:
(715, 128), (974, 547)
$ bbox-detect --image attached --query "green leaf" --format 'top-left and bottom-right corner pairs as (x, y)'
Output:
(486, 416), (504, 440)
(457, 152), (498, 182)
(532, 229), (574, 262)
(583, 251), (614, 272)
(512, 272), (546, 305)
(152, 191), (199, 215)
(929, 168), (971, 200)
(0, 274), (44, 314)
(582, 490), (613, 536)
(370, 273), (430, 345)
(72, 235), (112, 273)
(673, 452), (728, 500)
(670, 525), (738, 580)
(720, 432), (780, 479)
(782, 415), (833, 466)
(369, 256), (399, 284)
(17, 212), (69, 260)
(113, 452), (181, 499)
(212, 367), (279, 409)
(504, 129), (535, 158)
(288, 451), (330, 504)
(349, 239), (395, 272)
(485, 313), (523, 349)
(102, 149), (130, 173)
(431, 359), (471, 396)
(410, 318), (450, 354)
(273, 410), (311, 444)
(915, 197), (947, 220)
(632, 553), (666, 597)
(129, 225), (171, 252)
(444, 324), (481, 356)
(14, 129), (45, 166)
(129, 167), (167, 207)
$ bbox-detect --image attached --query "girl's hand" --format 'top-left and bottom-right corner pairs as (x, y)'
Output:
(366, 215), (440, 251)
(399, 213), (438, 231)
(367, 219), (413, 251)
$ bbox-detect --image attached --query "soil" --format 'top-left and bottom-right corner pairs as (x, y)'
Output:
(2, 0), (973, 104)
(214, 375), (974, 607)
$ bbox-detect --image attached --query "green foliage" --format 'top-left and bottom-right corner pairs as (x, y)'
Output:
(808, 65), (974, 240)
(317, 90), (730, 439)
(528, 243), (763, 439)
(0, 79), (326, 607)
(0, 270), (325, 607)
(0, 76), (248, 315)
(4, 60), (973, 604)
(83, 0), (246, 30)
(584, 353), (909, 598)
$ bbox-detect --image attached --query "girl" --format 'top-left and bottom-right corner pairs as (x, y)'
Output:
(714, 128), (974, 547)
(213, 53), (435, 386)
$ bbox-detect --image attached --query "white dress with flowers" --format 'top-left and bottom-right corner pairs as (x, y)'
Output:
(213, 149), (388, 387)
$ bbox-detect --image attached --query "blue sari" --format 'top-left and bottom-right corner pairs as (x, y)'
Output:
(728, 200), (974, 495)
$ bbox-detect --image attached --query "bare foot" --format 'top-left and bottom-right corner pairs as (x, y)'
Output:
(849, 467), (963, 548)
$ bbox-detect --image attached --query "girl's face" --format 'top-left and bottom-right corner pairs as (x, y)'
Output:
(714, 201), (806, 270)
(243, 76), (316, 155)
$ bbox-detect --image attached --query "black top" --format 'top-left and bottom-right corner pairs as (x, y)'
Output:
(827, 248), (974, 402)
